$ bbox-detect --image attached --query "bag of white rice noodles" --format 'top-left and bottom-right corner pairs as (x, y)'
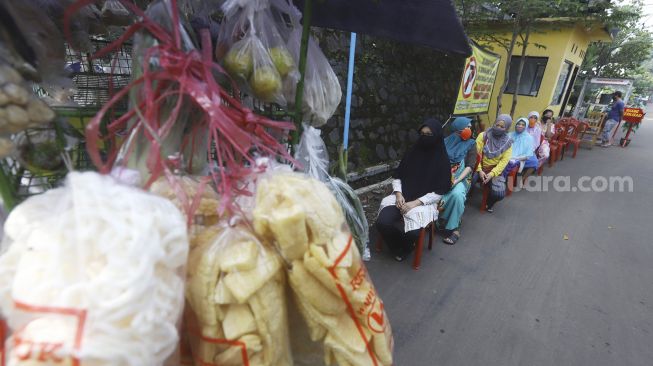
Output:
(0, 171), (188, 366)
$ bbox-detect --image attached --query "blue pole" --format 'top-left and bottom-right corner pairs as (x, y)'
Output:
(343, 32), (357, 150)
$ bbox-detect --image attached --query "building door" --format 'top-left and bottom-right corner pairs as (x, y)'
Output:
(560, 65), (579, 117)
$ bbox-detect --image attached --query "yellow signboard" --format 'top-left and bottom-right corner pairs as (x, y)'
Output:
(453, 43), (501, 115)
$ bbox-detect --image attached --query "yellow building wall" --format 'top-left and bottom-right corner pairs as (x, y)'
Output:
(474, 23), (609, 127)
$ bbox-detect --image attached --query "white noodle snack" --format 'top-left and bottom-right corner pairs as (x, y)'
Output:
(0, 172), (189, 366)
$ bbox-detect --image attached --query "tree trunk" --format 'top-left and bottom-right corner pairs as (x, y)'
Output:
(510, 26), (531, 117)
(495, 22), (519, 118)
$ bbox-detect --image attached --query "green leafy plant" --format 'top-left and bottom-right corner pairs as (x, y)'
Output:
(622, 121), (641, 135)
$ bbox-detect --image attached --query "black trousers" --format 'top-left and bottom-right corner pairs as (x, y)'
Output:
(376, 206), (421, 257)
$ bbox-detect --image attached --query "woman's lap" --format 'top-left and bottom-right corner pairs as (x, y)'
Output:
(524, 155), (538, 169)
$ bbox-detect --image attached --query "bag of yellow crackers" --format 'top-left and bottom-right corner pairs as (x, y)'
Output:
(252, 171), (394, 366)
(151, 176), (293, 366)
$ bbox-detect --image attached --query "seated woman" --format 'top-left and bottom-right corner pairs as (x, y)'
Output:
(440, 117), (477, 245)
(542, 109), (556, 139)
(509, 117), (539, 182)
(377, 118), (451, 261)
(526, 111), (549, 163)
(475, 114), (513, 213)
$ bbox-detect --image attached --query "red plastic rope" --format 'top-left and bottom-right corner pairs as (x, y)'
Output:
(65, 0), (295, 214)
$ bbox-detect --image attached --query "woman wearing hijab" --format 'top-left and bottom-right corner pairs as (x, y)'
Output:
(475, 114), (513, 212)
(542, 109), (556, 139)
(527, 110), (550, 166)
(440, 117), (477, 245)
(510, 117), (539, 182)
(377, 118), (451, 261)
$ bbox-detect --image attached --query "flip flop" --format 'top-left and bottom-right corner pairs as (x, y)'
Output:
(443, 232), (460, 245)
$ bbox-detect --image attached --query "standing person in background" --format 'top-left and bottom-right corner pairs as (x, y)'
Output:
(475, 114), (513, 213)
(440, 117), (477, 245)
(601, 91), (625, 147)
(376, 118), (451, 261)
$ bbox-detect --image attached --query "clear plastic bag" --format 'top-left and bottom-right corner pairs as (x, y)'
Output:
(295, 125), (370, 257)
(220, 3), (294, 104)
(235, 34), (285, 103)
(183, 219), (293, 366)
(150, 175), (221, 236)
(0, 172), (189, 366)
(252, 170), (393, 366)
(285, 28), (342, 127)
(0, 62), (56, 135)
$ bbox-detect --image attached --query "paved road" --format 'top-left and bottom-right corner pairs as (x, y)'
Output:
(367, 105), (653, 366)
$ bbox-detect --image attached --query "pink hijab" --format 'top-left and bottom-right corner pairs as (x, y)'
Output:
(526, 111), (543, 151)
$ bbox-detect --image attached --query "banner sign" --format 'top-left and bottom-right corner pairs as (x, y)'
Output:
(453, 43), (501, 115)
(623, 107), (645, 123)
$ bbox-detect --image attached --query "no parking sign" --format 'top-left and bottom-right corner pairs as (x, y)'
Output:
(453, 43), (501, 115)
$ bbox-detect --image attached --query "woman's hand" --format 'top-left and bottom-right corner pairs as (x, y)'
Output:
(482, 171), (494, 184)
(400, 200), (422, 215)
(395, 192), (405, 209)
(479, 171), (487, 183)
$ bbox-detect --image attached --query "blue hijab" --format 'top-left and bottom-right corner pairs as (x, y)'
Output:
(444, 117), (475, 163)
(509, 118), (535, 158)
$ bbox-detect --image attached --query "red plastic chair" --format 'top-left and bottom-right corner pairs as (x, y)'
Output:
(564, 121), (586, 158)
(550, 122), (569, 164)
(506, 164), (519, 196)
(547, 130), (561, 168)
(559, 120), (579, 160)
(375, 222), (436, 270)
(536, 158), (546, 176)
(532, 133), (547, 176)
(474, 154), (490, 212)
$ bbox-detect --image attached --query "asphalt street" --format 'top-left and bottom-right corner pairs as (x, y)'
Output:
(367, 105), (653, 366)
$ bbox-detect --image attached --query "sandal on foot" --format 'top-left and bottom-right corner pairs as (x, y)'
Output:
(443, 232), (460, 245)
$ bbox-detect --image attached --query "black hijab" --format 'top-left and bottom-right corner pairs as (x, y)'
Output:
(395, 118), (452, 200)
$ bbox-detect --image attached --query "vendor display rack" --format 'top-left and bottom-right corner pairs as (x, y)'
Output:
(1, 38), (132, 210)
(0, 0), (318, 211)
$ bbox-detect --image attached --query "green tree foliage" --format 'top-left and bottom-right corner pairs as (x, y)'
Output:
(578, 2), (653, 97)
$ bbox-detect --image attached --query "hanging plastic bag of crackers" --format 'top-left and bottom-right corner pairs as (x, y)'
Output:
(0, 172), (189, 366)
(182, 217), (293, 366)
(252, 168), (394, 366)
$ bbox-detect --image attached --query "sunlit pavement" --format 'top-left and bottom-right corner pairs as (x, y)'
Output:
(366, 105), (653, 366)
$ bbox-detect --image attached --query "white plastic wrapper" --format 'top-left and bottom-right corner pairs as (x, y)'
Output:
(0, 172), (189, 366)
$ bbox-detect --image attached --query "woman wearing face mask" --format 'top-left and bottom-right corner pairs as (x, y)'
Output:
(527, 111), (550, 163)
(542, 109), (556, 139)
(509, 117), (539, 182)
(475, 114), (513, 212)
(440, 117), (477, 245)
(377, 118), (451, 261)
